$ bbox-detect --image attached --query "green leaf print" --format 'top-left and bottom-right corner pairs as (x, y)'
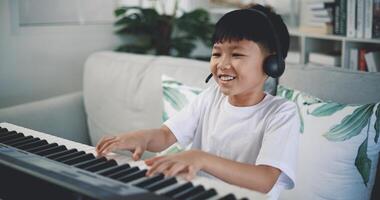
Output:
(162, 80), (183, 86)
(163, 86), (188, 111)
(375, 104), (380, 143)
(277, 85), (294, 100)
(324, 104), (375, 141)
(309, 102), (346, 117)
(162, 111), (169, 122)
(355, 136), (371, 186)
(294, 93), (304, 133)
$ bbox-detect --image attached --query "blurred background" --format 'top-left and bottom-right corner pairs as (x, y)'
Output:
(0, 0), (379, 109)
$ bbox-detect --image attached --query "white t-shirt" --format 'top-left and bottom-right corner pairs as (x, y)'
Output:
(164, 84), (300, 199)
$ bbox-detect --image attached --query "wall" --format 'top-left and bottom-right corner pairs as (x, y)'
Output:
(0, 0), (122, 108)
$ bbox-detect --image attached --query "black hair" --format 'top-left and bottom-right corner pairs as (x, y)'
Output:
(211, 4), (290, 58)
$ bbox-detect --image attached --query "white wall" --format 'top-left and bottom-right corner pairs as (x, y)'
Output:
(0, 0), (122, 108)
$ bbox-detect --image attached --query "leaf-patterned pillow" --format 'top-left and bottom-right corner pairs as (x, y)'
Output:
(159, 74), (203, 155)
(277, 85), (380, 200)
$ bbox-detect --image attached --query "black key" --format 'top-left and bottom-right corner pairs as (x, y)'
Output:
(34, 145), (67, 156)
(28, 143), (59, 153)
(218, 193), (237, 200)
(144, 177), (178, 192)
(0, 132), (24, 142)
(2, 136), (33, 145)
(187, 188), (217, 200)
(97, 163), (130, 176)
(119, 169), (148, 183)
(63, 153), (95, 165)
(172, 185), (205, 199)
(8, 137), (38, 147)
(74, 157), (107, 169)
(109, 166), (139, 179)
(46, 149), (77, 159)
(0, 130), (17, 139)
(18, 140), (48, 150)
(12, 138), (41, 148)
(134, 173), (165, 188)
(54, 151), (86, 162)
(162, 182), (194, 197)
(85, 159), (117, 172)
(0, 128), (9, 133)
(239, 198), (249, 200)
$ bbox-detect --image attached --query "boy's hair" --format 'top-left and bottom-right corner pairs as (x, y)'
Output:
(211, 4), (290, 58)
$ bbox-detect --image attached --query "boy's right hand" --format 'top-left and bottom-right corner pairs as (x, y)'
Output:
(95, 131), (148, 160)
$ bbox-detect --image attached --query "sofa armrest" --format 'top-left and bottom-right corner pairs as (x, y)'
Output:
(0, 92), (90, 145)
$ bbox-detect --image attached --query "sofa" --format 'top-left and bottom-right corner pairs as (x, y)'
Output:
(0, 51), (379, 199)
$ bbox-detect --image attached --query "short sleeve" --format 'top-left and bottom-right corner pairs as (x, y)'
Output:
(164, 86), (211, 148)
(255, 101), (300, 189)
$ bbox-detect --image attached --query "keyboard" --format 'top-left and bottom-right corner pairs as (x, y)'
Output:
(0, 122), (267, 200)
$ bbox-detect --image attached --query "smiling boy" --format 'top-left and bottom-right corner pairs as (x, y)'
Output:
(96, 5), (300, 199)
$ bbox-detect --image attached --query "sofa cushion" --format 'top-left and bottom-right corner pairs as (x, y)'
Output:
(83, 52), (210, 145)
(277, 85), (380, 200)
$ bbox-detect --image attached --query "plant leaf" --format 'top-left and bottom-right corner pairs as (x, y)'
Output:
(375, 104), (380, 143)
(163, 87), (188, 111)
(324, 104), (375, 141)
(309, 102), (346, 117)
(355, 137), (372, 186)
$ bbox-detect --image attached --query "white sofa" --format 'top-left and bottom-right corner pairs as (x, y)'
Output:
(1, 51), (379, 199)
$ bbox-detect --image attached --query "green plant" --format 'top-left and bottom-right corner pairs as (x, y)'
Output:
(114, 2), (214, 58)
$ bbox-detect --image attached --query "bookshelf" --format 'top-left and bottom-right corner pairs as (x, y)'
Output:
(287, 28), (380, 72)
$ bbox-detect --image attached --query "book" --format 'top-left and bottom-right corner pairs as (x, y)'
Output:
(358, 48), (368, 71)
(356, 0), (365, 38)
(339, 0), (347, 35)
(347, 0), (357, 38)
(307, 1), (335, 10)
(349, 48), (359, 70)
(309, 52), (341, 67)
(365, 51), (380, 72)
(334, 0), (341, 35)
(364, 0), (373, 38)
(374, 0), (380, 38)
(299, 24), (334, 34)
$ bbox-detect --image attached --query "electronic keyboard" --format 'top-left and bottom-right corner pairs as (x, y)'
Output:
(0, 122), (267, 200)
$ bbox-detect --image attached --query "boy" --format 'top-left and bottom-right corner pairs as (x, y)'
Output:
(96, 4), (299, 199)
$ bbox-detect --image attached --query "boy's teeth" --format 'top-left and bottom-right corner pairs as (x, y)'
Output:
(220, 75), (235, 81)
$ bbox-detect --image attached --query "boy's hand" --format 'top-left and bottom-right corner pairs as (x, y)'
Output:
(96, 131), (148, 160)
(144, 150), (204, 180)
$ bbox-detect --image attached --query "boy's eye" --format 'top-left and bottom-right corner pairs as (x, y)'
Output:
(232, 53), (244, 57)
(212, 53), (221, 57)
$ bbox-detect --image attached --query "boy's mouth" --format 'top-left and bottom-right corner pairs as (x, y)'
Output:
(218, 75), (236, 81)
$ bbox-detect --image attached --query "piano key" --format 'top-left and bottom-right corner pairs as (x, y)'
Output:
(119, 169), (148, 183)
(74, 157), (107, 169)
(12, 138), (41, 148)
(0, 130), (17, 138)
(110, 166), (140, 179)
(28, 143), (59, 153)
(46, 149), (78, 159)
(172, 185), (205, 199)
(2, 135), (33, 145)
(96, 163), (131, 176)
(54, 151), (86, 162)
(84, 159), (117, 172)
(18, 139), (48, 150)
(0, 127), (9, 133)
(133, 173), (165, 188)
(161, 182), (194, 197)
(144, 177), (178, 192)
(218, 193), (237, 200)
(62, 153), (95, 165)
(0, 132), (24, 142)
(187, 188), (218, 200)
(34, 145), (67, 156)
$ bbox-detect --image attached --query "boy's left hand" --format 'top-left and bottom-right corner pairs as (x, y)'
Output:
(144, 150), (204, 180)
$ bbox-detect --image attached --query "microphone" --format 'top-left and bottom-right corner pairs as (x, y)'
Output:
(205, 73), (213, 83)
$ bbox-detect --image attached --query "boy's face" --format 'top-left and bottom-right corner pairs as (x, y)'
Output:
(210, 39), (268, 100)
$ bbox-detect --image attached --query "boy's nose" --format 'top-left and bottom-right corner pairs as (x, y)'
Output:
(217, 62), (232, 70)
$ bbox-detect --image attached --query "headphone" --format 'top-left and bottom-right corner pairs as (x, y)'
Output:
(205, 7), (285, 83)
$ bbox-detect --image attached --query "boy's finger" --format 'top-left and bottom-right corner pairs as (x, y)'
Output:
(97, 140), (117, 156)
(166, 163), (185, 177)
(132, 146), (144, 161)
(144, 156), (164, 165)
(96, 136), (115, 151)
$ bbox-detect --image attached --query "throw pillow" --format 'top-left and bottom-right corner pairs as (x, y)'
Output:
(159, 74), (203, 155)
(277, 85), (380, 200)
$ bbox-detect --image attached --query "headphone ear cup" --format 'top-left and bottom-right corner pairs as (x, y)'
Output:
(263, 55), (285, 78)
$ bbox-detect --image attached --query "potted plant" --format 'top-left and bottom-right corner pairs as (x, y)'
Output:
(114, 1), (214, 59)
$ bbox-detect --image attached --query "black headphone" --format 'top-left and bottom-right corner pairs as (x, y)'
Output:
(205, 7), (285, 83)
